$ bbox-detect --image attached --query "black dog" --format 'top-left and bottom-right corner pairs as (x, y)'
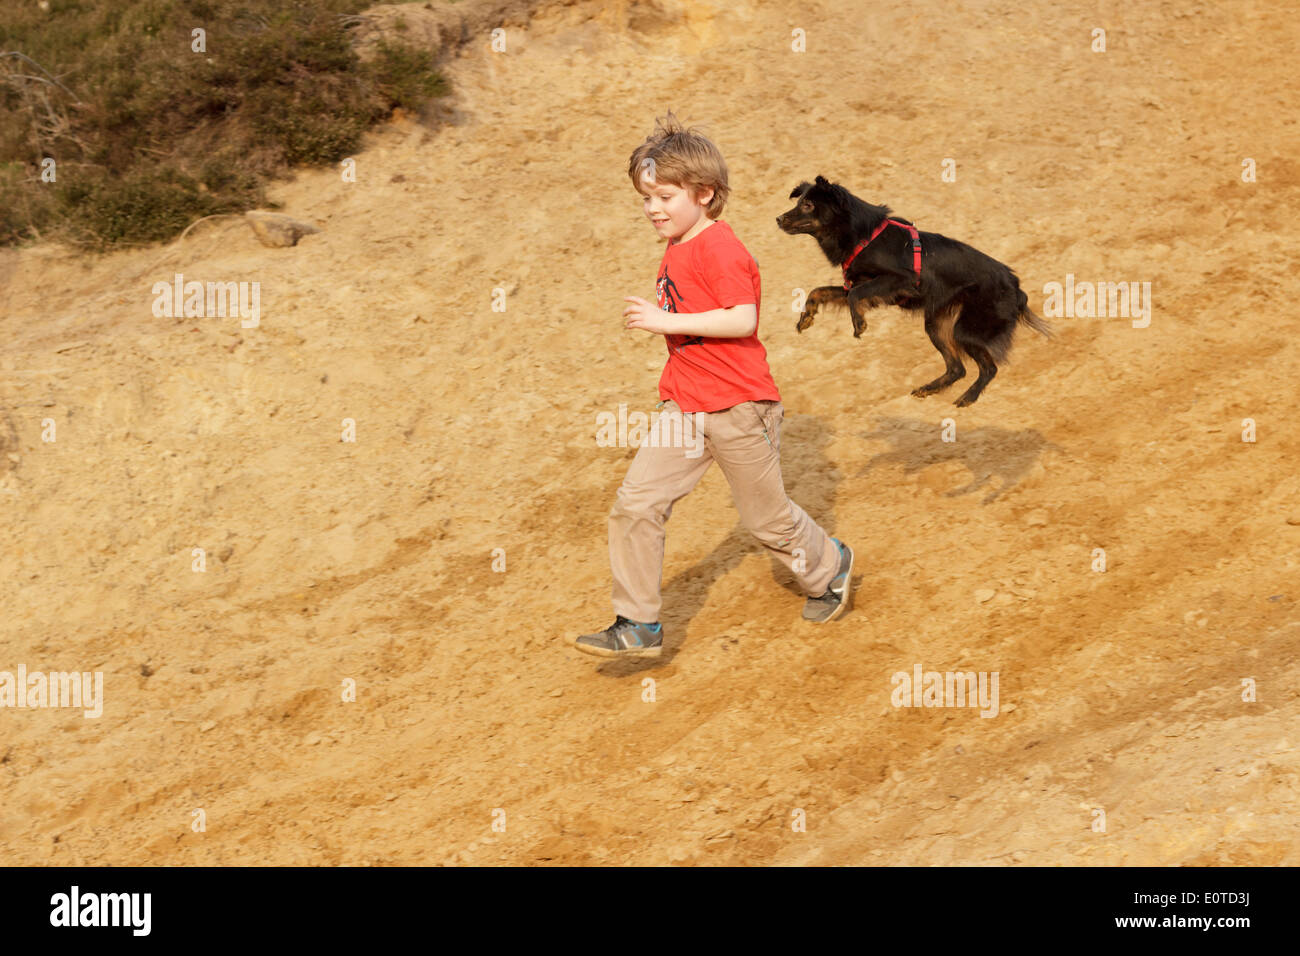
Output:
(777, 175), (1051, 406)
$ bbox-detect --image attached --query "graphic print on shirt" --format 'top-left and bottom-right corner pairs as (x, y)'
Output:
(656, 271), (682, 313)
(657, 267), (703, 353)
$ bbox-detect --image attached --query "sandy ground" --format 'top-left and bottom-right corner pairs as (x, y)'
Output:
(1, 0), (1298, 866)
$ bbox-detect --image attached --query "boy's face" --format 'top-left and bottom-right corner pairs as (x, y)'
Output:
(638, 171), (714, 243)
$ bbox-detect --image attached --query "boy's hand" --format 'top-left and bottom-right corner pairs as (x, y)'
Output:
(623, 296), (677, 336)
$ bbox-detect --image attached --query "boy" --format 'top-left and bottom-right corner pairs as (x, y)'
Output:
(574, 113), (854, 659)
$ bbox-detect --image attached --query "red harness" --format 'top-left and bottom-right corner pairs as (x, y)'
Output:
(842, 219), (922, 291)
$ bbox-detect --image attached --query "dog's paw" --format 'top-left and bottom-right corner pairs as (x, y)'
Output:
(953, 394), (978, 408)
(911, 386), (936, 398)
(795, 312), (814, 333)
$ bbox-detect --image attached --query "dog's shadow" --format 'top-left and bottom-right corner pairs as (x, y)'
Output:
(857, 415), (1061, 505)
(596, 411), (840, 675)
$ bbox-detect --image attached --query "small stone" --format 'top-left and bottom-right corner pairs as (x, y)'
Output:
(245, 211), (320, 248)
(1024, 510), (1049, 527)
(975, 589), (996, 603)
(199, 720), (217, 732)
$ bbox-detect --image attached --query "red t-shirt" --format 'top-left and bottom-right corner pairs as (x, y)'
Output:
(654, 219), (781, 413)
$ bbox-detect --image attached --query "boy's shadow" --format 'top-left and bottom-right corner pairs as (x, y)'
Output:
(595, 411), (1063, 675)
(597, 412), (840, 675)
(857, 416), (1061, 505)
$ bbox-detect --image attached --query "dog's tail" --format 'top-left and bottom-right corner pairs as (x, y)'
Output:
(1019, 307), (1054, 338)
(1016, 289), (1054, 338)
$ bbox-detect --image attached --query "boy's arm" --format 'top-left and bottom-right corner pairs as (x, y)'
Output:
(623, 297), (757, 338)
(668, 304), (757, 338)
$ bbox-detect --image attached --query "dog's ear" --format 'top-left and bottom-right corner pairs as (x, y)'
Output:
(814, 175), (830, 187)
(789, 181), (811, 199)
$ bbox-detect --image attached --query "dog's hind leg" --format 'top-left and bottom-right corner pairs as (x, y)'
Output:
(949, 307), (1004, 406)
(951, 340), (997, 406)
(911, 305), (966, 398)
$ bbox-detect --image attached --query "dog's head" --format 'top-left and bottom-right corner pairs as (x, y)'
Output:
(776, 175), (850, 236)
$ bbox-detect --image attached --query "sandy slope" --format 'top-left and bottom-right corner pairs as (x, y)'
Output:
(1, 0), (1298, 865)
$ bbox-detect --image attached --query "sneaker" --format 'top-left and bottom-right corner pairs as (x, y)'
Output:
(574, 616), (664, 659)
(802, 538), (854, 623)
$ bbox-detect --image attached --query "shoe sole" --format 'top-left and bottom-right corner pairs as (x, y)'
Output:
(818, 544), (854, 624)
(572, 640), (663, 659)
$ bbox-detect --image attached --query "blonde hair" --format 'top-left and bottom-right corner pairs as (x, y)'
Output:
(627, 111), (730, 219)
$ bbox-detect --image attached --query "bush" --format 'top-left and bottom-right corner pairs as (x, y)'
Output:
(55, 166), (232, 246)
(369, 39), (448, 111)
(0, 0), (449, 248)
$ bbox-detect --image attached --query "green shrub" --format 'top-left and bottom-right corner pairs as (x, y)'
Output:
(0, 0), (449, 248)
(55, 166), (228, 246)
(369, 39), (448, 110)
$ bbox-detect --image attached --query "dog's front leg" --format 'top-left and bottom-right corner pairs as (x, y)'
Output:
(846, 278), (904, 338)
(796, 286), (848, 333)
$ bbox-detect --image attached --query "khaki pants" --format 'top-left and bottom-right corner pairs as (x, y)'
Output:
(609, 399), (839, 623)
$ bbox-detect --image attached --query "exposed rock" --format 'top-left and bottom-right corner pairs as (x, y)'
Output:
(245, 212), (321, 248)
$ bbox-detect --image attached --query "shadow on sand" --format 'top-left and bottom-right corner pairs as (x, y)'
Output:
(857, 416), (1061, 506)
